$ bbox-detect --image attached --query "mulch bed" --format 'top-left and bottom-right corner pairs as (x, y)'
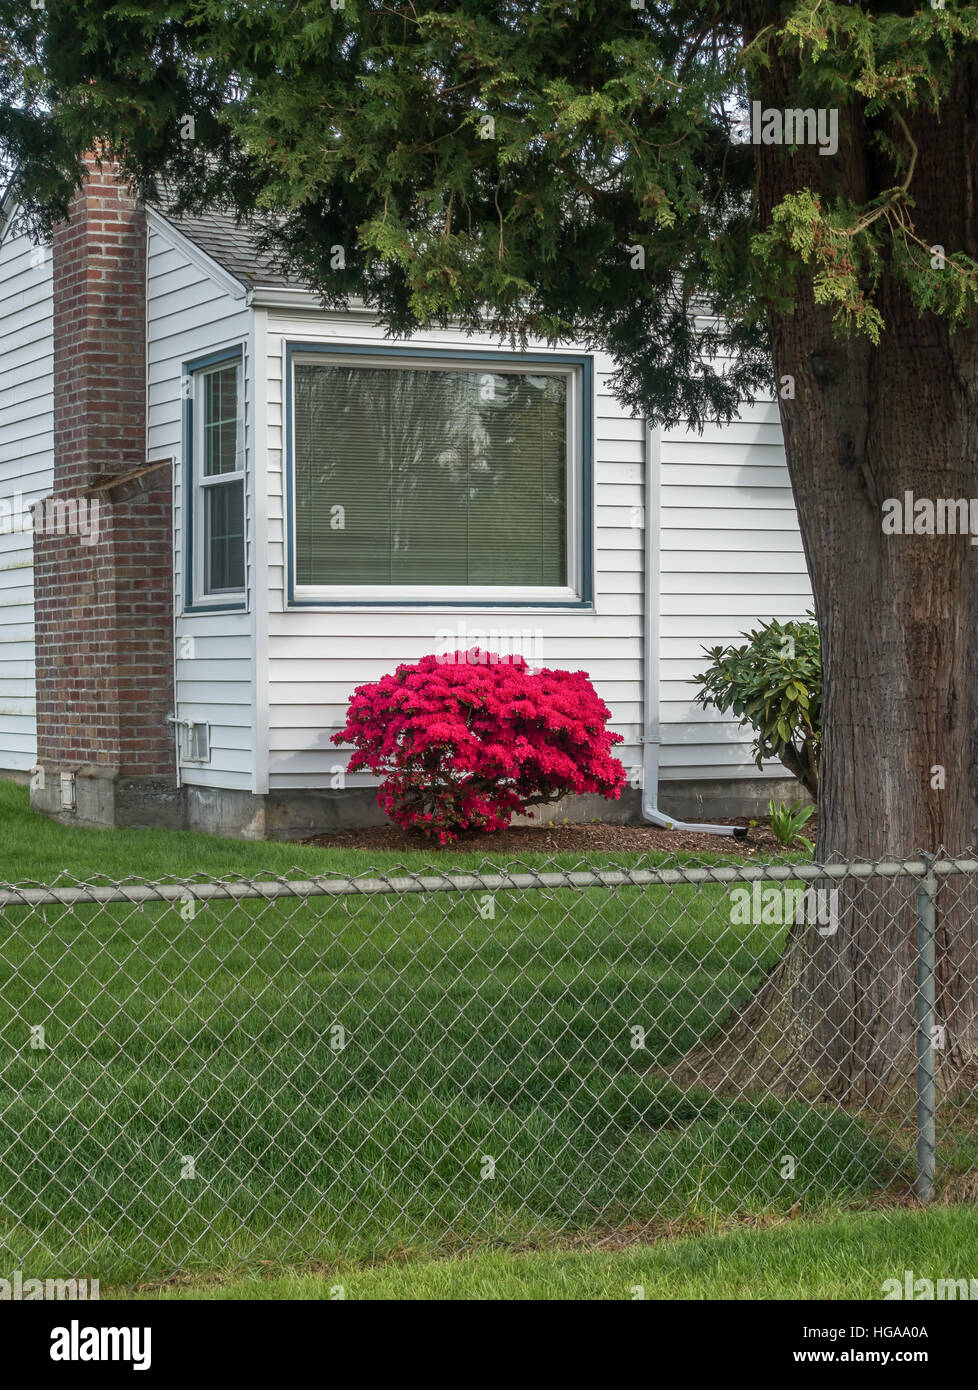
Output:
(301, 815), (816, 858)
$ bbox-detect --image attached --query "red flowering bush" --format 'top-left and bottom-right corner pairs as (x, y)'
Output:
(332, 650), (627, 844)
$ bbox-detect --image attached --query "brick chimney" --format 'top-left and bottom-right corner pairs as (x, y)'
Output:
(32, 154), (182, 827)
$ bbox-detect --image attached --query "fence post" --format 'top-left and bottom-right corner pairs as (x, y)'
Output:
(915, 853), (937, 1202)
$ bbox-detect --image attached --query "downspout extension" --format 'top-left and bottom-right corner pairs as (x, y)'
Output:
(642, 420), (747, 841)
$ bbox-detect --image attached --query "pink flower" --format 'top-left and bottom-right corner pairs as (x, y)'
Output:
(331, 649), (626, 842)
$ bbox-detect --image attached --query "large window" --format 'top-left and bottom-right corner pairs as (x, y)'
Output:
(290, 353), (586, 603)
(191, 357), (245, 603)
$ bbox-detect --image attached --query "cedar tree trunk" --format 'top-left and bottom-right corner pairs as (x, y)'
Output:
(672, 33), (978, 1109)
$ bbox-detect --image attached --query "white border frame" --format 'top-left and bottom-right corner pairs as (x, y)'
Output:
(192, 360), (247, 605)
(289, 351), (584, 606)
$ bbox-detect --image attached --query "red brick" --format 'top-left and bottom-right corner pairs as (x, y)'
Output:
(36, 157), (175, 781)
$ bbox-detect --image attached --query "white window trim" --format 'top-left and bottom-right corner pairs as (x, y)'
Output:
(289, 352), (584, 606)
(192, 359), (246, 605)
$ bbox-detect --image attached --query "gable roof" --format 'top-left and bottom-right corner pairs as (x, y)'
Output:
(153, 203), (294, 289)
(0, 182), (34, 249)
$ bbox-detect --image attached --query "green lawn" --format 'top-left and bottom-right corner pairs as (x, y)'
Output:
(0, 782), (920, 1292)
(0, 779), (764, 882)
(117, 1206), (978, 1300)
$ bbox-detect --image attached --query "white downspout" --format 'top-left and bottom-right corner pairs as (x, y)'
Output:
(642, 420), (746, 839)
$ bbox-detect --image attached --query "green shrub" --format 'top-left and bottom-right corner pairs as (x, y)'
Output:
(694, 616), (821, 801)
(768, 798), (815, 851)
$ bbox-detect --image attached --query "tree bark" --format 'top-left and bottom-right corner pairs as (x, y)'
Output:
(674, 31), (978, 1108)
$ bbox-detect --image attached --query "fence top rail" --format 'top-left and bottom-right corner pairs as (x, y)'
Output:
(0, 856), (975, 908)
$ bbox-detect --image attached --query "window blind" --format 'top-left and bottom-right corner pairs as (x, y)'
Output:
(293, 363), (568, 587)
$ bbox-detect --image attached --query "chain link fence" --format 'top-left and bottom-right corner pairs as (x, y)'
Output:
(0, 854), (976, 1283)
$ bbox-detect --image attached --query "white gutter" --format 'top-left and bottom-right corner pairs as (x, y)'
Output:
(642, 421), (745, 839)
(248, 284), (379, 313)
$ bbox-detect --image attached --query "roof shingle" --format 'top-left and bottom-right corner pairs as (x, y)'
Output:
(155, 204), (294, 288)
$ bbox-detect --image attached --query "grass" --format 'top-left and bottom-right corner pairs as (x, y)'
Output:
(0, 782), (923, 1292)
(115, 1206), (978, 1300)
(0, 778), (773, 883)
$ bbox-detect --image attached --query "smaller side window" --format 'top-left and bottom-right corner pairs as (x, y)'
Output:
(193, 359), (245, 601)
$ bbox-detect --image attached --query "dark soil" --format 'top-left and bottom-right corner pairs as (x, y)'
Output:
(301, 815), (817, 858)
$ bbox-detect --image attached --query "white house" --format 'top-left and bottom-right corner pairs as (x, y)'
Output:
(0, 160), (811, 839)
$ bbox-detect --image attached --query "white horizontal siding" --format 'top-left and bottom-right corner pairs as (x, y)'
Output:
(146, 216), (257, 791)
(0, 197), (816, 810)
(0, 220), (52, 771)
(261, 317), (645, 791)
(658, 396), (812, 782)
(256, 312), (813, 797)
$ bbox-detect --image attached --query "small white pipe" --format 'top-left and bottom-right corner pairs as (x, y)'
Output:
(641, 421), (746, 840)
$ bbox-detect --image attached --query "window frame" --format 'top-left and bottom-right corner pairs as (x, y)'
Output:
(183, 347), (247, 613)
(285, 343), (593, 609)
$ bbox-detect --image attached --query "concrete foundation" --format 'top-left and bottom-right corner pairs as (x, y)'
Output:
(657, 776), (810, 821)
(29, 766), (187, 830)
(189, 786), (647, 841)
(0, 768), (30, 786)
(28, 767), (805, 839)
